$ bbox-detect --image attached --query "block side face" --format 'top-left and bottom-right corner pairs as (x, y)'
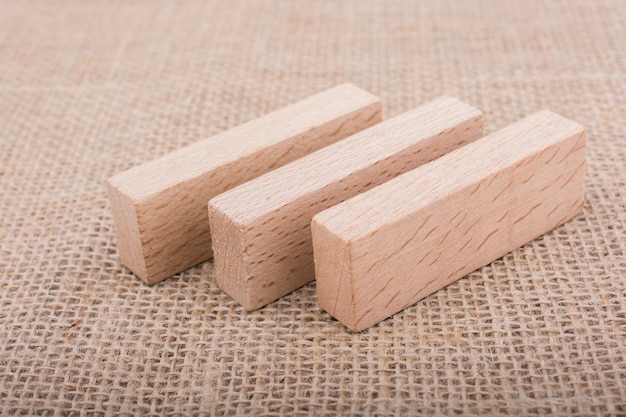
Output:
(311, 217), (356, 329)
(208, 202), (250, 308)
(106, 181), (148, 280)
(343, 127), (586, 330)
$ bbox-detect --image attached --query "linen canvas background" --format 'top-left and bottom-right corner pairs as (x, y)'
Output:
(1, 1), (625, 415)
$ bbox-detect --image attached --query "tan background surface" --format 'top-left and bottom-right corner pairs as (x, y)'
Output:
(1, 1), (625, 415)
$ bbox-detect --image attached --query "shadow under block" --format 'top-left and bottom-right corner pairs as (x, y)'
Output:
(312, 110), (586, 331)
(208, 96), (484, 310)
(106, 83), (382, 284)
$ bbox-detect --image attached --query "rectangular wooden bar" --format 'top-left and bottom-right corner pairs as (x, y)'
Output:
(208, 97), (484, 310)
(312, 110), (586, 331)
(107, 83), (382, 284)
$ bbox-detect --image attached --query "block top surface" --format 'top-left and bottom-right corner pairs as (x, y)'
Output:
(107, 83), (380, 200)
(313, 110), (586, 242)
(209, 96), (482, 224)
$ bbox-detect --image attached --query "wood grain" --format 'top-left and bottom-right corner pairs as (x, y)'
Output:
(208, 97), (484, 310)
(106, 84), (382, 284)
(312, 110), (586, 331)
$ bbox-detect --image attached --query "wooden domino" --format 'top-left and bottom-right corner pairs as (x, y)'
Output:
(209, 96), (484, 310)
(312, 110), (586, 331)
(107, 83), (382, 284)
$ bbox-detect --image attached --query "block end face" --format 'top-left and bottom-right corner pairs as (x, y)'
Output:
(106, 179), (149, 282)
(208, 199), (251, 308)
(311, 215), (358, 330)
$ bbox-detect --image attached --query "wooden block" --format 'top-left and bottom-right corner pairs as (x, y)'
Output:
(312, 110), (586, 331)
(107, 84), (382, 284)
(209, 96), (484, 310)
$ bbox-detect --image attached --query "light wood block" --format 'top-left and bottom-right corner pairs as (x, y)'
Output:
(208, 96), (484, 310)
(312, 110), (586, 331)
(107, 84), (382, 284)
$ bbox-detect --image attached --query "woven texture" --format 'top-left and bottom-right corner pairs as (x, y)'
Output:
(1, 1), (625, 415)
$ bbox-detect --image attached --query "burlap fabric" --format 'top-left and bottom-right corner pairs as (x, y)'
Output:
(1, 1), (625, 415)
